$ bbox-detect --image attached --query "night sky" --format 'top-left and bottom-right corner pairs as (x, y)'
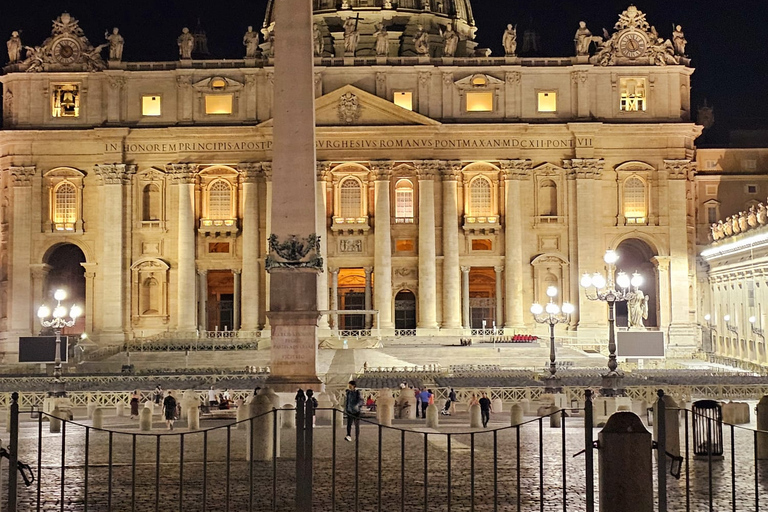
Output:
(2, 0), (767, 139)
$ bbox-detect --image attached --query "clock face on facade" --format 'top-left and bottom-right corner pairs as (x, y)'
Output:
(618, 32), (647, 59)
(52, 37), (81, 65)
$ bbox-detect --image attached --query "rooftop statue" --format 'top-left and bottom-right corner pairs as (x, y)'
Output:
(312, 24), (324, 57)
(243, 26), (259, 58)
(414, 25), (429, 55)
(441, 23), (459, 57)
(574, 21), (592, 56)
(672, 24), (687, 56)
(373, 23), (389, 56)
(105, 28), (124, 61)
(262, 22), (275, 58)
(7, 31), (22, 63)
(177, 27), (194, 59)
(502, 24), (516, 56)
(343, 17), (360, 55)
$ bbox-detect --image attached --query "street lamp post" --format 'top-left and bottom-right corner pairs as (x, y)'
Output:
(37, 289), (81, 397)
(530, 285), (575, 394)
(703, 314), (717, 353)
(580, 249), (643, 397)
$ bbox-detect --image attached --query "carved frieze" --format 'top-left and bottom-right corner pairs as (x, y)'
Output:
(9, 166), (36, 187)
(265, 233), (323, 272)
(165, 163), (198, 184)
(237, 162), (263, 183)
(94, 163), (136, 185)
(499, 160), (532, 180)
(563, 158), (604, 179)
(339, 238), (363, 253)
(664, 159), (696, 180)
(338, 92), (362, 125)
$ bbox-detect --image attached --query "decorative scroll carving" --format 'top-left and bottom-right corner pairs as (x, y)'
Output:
(505, 71), (521, 85)
(664, 159), (695, 180)
(19, 12), (108, 72)
(338, 92), (362, 125)
(9, 166), (36, 187)
(265, 234), (323, 272)
(237, 163), (263, 183)
(94, 163), (136, 185)
(370, 162), (392, 181)
(165, 163), (198, 184)
(499, 160), (532, 180)
(563, 158), (604, 179)
(339, 238), (363, 253)
(415, 160), (439, 180)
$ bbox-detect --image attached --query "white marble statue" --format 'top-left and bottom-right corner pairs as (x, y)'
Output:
(628, 291), (649, 329)
(313, 24), (324, 56)
(574, 21), (592, 56)
(373, 23), (389, 56)
(502, 24), (517, 56)
(672, 25), (686, 56)
(441, 23), (459, 57)
(177, 27), (194, 59)
(413, 25), (429, 55)
(105, 28), (124, 61)
(343, 17), (360, 54)
(243, 26), (259, 58)
(7, 31), (22, 63)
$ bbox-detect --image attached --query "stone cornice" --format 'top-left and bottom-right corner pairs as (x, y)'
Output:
(664, 159), (696, 180)
(165, 163), (198, 184)
(563, 158), (604, 179)
(94, 163), (136, 185)
(9, 166), (36, 187)
(499, 160), (532, 180)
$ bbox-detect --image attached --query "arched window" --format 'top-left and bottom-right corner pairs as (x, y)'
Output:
(623, 177), (646, 224)
(538, 179), (557, 216)
(340, 179), (362, 219)
(395, 179), (414, 223)
(142, 183), (161, 221)
(469, 177), (492, 216)
(208, 180), (232, 220)
(53, 182), (77, 231)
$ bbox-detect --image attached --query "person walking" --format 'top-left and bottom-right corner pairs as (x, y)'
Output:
(163, 391), (177, 430)
(479, 392), (493, 428)
(419, 388), (431, 418)
(442, 387), (457, 415)
(415, 387), (422, 418)
(130, 390), (140, 419)
(154, 385), (163, 405)
(344, 380), (363, 442)
(306, 388), (319, 427)
(207, 386), (218, 407)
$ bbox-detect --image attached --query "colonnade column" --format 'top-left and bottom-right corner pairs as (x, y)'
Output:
(197, 269), (208, 332)
(262, 163), (272, 330)
(501, 161), (530, 330)
(364, 267), (373, 329)
(81, 263), (97, 335)
(373, 164), (393, 331)
(461, 266), (470, 329)
(168, 164), (198, 332)
(330, 268), (339, 329)
(29, 264), (51, 328)
(566, 170), (580, 329)
(316, 165), (330, 330)
(494, 266), (504, 330)
(233, 269), (241, 331)
(652, 256), (671, 333)
(9, 167), (36, 342)
(94, 164), (134, 341)
(417, 163), (438, 331)
(238, 163), (261, 331)
(441, 163), (462, 330)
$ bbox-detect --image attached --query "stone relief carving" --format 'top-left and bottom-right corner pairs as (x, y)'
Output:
(9, 166), (36, 187)
(664, 159), (695, 180)
(338, 92), (362, 124)
(93, 163), (136, 185)
(265, 233), (323, 272)
(343, 17), (360, 55)
(500, 159), (532, 179)
(413, 25), (429, 55)
(18, 12), (107, 72)
(339, 238), (363, 253)
(505, 71), (521, 85)
(394, 268), (415, 278)
(2, 90), (12, 118)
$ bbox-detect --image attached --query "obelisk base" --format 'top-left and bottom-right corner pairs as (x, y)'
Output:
(266, 308), (322, 392)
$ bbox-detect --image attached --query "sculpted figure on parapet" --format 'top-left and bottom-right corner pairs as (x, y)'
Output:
(177, 27), (194, 59)
(573, 21), (592, 56)
(243, 26), (259, 58)
(105, 28), (124, 61)
(502, 24), (516, 56)
(413, 25), (429, 55)
(312, 24), (324, 56)
(373, 23), (389, 56)
(7, 31), (22, 63)
(343, 17), (360, 54)
(672, 24), (687, 56)
(441, 23), (459, 57)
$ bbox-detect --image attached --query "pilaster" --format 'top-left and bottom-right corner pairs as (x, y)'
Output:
(441, 162), (462, 330)
(239, 163), (262, 331)
(501, 160), (531, 329)
(9, 166), (36, 339)
(417, 161), (439, 332)
(167, 164), (198, 332)
(372, 163), (394, 331)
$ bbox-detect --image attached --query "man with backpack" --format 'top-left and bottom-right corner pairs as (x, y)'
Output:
(344, 380), (363, 441)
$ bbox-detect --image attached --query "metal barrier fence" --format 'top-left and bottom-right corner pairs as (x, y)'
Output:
(1, 390), (767, 511)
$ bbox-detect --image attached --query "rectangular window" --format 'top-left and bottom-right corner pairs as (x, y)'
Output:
(205, 94), (233, 115)
(51, 84), (80, 118)
(707, 206), (718, 224)
(747, 184), (758, 194)
(396, 239), (414, 252)
(209, 242), (230, 253)
(466, 92), (493, 112)
(141, 95), (162, 116)
(393, 91), (413, 111)
(619, 77), (647, 112)
(537, 91), (557, 113)
(705, 184), (718, 196)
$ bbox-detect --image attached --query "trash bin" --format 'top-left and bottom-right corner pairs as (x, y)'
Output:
(692, 399), (723, 458)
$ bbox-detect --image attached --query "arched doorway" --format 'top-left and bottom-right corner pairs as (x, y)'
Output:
(43, 243), (86, 334)
(394, 290), (416, 330)
(615, 239), (658, 328)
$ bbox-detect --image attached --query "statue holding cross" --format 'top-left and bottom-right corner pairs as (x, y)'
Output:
(343, 15), (362, 55)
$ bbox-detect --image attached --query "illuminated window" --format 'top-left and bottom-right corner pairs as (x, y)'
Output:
(393, 91), (413, 111)
(623, 177), (646, 224)
(51, 84), (80, 118)
(208, 180), (232, 219)
(396, 239), (415, 252)
(205, 94), (233, 115)
(395, 179), (414, 222)
(471, 75), (487, 86)
(466, 92), (493, 112)
(469, 177), (492, 216)
(142, 95), (162, 116)
(142, 183), (161, 221)
(620, 78), (646, 112)
(472, 239), (492, 251)
(53, 182), (77, 230)
(537, 91), (557, 113)
(340, 179), (362, 219)
(538, 179), (557, 216)
(211, 78), (227, 91)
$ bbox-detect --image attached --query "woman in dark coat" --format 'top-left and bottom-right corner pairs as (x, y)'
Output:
(130, 390), (140, 419)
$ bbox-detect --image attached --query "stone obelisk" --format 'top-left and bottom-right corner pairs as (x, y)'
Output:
(265, 0), (322, 389)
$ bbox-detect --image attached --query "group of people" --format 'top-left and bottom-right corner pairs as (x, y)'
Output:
(207, 386), (233, 409)
(128, 385), (179, 430)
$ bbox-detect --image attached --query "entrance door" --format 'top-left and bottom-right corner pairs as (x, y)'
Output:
(207, 271), (234, 331)
(394, 290), (416, 330)
(341, 291), (365, 330)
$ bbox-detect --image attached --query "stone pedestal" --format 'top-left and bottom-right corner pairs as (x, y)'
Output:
(87, 402), (97, 419)
(653, 394), (680, 458)
(247, 395), (276, 461)
(549, 406), (561, 428)
(188, 407), (200, 430)
(757, 396), (768, 460)
(140, 408), (152, 431)
(237, 403), (249, 429)
(425, 404), (439, 428)
(92, 408), (104, 429)
(50, 407), (62, 433)
(266, 309), (322, 391)
(469, 404), (482, 428)
(282, 404), (296, 429)
(510, 404), (524, 426)
(115, 402), (125, 417)
(599, 412), (653, 512)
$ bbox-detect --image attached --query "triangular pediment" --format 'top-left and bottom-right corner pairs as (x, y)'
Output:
(259, 84), (440, 127)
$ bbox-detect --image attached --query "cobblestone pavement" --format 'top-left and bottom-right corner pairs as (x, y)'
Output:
(2, 409), (768, 511)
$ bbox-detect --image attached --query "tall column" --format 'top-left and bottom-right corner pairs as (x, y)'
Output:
(239, 163), (261, 331)
(263, 164), (272, 330)
(167, 164), (198, 332)
(9, 167), (36, 342)
(441, 164), (462, 330)
(266, 0), (321, 388)
(81, 263), (97, 335)
(316, 165), (330, 329)
(566, 171), (580, 329)
(373, 164), (393, 330)
(461, 266), (470, 329)
(330, 268), (339, 329)
(417, 163), (438, 331)
(501, 161), (530, 329)
(29, 264), (51, 326)
(233, 269), (241, 331)
(364, 267), (373, 329)
(652, 256), (671, 333)
(94, 164), (134, 341)
(198, 270), (208, 331)
(494, 266), (504, 329)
